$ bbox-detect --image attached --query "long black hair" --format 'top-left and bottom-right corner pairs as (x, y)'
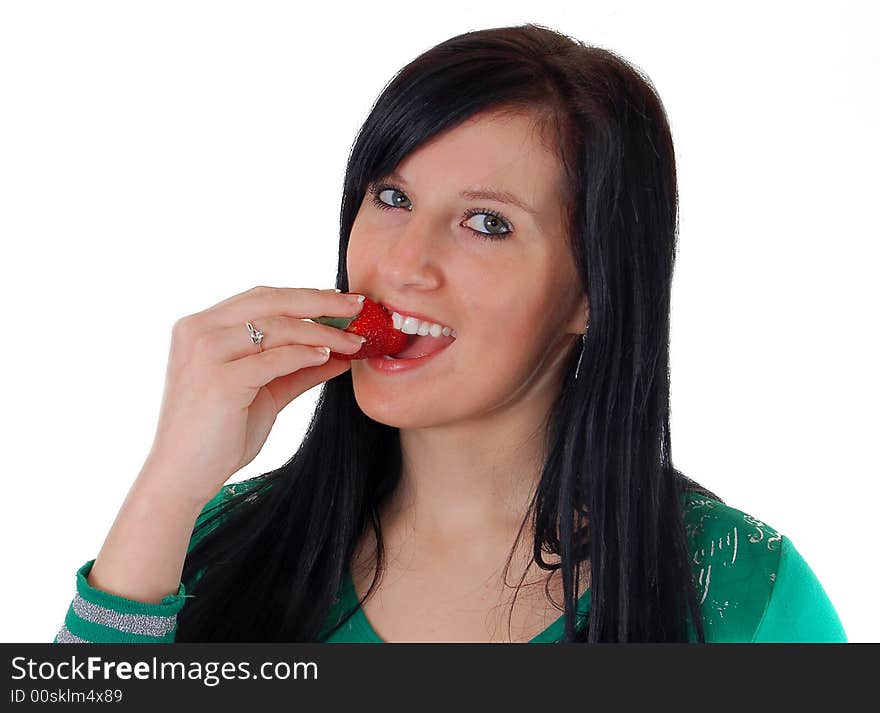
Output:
(176, 23), (722, 643)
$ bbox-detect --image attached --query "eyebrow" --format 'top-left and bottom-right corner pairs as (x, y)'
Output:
(374, 171), (538, 216)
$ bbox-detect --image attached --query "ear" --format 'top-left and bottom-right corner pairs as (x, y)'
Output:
(563, 292), (590, 336)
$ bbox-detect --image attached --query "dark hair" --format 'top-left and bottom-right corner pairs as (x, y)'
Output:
(176, 23), (722, 643)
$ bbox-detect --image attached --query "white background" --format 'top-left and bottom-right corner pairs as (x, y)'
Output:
(1, 1), (876, 642)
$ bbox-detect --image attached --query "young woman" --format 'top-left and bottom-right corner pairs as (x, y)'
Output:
(54, 24), (846, 643)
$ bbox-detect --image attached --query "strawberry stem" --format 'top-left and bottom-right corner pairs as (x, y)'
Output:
(314, 315), (356, 330)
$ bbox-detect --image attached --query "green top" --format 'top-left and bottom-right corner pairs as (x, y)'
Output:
(53, 483), (847, 644)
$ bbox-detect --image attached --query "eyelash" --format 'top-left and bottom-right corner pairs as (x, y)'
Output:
(368, 183), (513, 242)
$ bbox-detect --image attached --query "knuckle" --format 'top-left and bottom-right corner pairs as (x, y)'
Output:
(172, 314), (196, 340)
(171, 315), (208, 358)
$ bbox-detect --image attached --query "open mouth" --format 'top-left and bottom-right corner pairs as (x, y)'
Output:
(385, 331), (456, 360)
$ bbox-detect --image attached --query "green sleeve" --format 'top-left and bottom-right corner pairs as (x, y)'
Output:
(53, 482), (247, 644)
(750, 535), (848, 643)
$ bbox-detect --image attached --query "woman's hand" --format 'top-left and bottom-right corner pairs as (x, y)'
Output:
(142, 285), (366, 507)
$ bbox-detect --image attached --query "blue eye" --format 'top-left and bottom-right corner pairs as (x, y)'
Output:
(368, 183), (513, 242)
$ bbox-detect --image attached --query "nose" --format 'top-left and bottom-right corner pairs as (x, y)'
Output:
(377, 213), (444, 288)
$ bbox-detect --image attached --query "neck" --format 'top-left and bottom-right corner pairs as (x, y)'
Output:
(383, 406), (551, 559)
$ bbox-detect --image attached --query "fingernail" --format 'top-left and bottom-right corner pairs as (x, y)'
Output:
(345, 293), (366, 304)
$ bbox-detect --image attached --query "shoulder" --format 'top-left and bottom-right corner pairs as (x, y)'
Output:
(188, 477), (266, 552)
(680, 490), (783, 642)
(205, 479), (263, 510)
(679, 490), (847, 642)
(681, 490), (784, 567)
(200, 477), (266, 516)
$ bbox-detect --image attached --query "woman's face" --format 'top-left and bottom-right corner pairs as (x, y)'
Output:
(346, 109), (589, 429)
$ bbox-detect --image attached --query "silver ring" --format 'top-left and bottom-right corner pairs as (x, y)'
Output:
(246, 321), (264, 351)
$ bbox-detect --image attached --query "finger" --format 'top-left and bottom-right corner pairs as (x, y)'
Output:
(200, 315), (366, 363)
(189, 286), (365, 332)
(224, 341), (348, 393)
(196, 285), (337, 313)
(265, 355), (352, 411)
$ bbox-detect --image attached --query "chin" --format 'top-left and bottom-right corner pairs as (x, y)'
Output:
(350, 377), (459, 430)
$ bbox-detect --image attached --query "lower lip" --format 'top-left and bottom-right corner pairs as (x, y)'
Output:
(364, 340), (455, 374)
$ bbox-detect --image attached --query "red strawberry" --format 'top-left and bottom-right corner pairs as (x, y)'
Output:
(314, 296), (409, 360)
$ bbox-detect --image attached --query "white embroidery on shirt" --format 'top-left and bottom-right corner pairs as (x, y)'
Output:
(684, 495), (782, 629)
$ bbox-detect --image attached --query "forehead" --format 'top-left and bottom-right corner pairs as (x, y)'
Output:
(391, 111), (565, 218)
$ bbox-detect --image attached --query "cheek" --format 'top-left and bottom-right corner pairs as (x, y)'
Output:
(504, 279), (567, 349)
(465, 295), (553, 366)
(345, 224), (377, 276)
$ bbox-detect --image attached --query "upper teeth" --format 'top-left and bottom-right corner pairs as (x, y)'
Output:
(391, 312), (457, 339)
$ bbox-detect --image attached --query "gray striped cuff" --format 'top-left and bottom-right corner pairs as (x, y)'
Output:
(71, 592), (178, 638)
(55, 624), (89, 643)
